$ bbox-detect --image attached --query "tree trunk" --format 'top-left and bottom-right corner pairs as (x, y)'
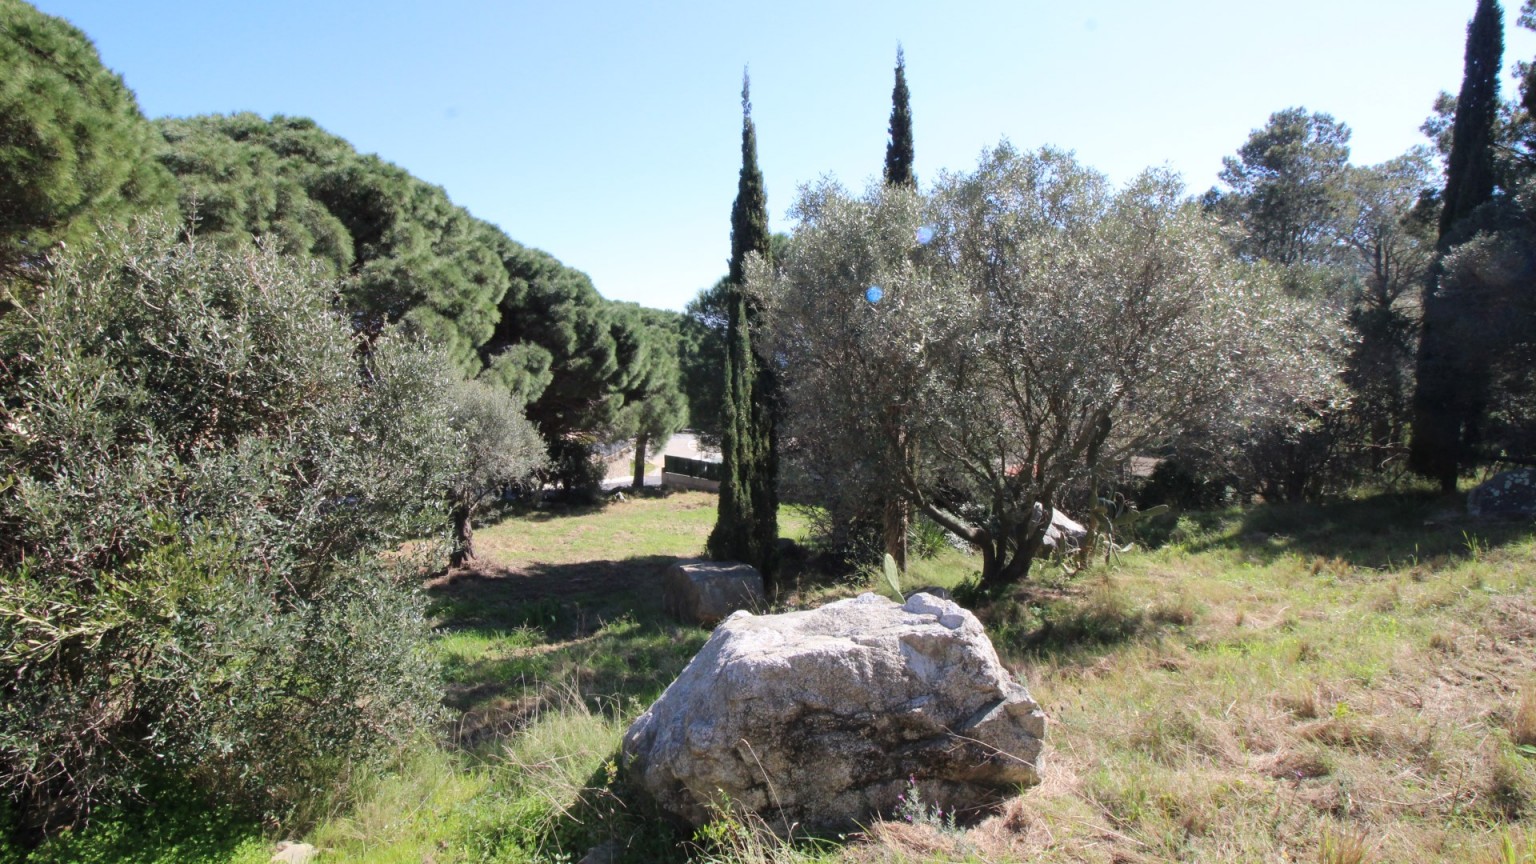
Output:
(882, 495), (907, 573)
(632, 432), (649, 490)
(978, 522), (1044, 588)
(979, 541), (1002, 588)
(450, 502), (474, 568)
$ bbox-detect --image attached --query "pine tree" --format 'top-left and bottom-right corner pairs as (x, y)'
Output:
(1411, 0), (1503, 491)
(708, 71), (779, 588)
(884, 46), (915, 188)
(0, 0), (176, 277)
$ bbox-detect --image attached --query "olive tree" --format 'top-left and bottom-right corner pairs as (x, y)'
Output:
(445, 378), (546, 568)
(757, 144), (1343, 587)
(0, 224), (465, 833)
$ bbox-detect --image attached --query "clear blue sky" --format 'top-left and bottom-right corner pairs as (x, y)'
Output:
(29, 0), (1536, 311)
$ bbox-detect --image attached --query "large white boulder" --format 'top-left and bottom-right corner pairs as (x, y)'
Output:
(622, 592), (1045, 834)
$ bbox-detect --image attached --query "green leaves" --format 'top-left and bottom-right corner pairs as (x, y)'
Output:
(0, 224), (460, 829)
(764, 146), (1343, 586)
(0, 0), (176, 274)
(882, 553), (903, 602)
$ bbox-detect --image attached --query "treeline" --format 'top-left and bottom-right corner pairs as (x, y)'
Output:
(723, 1), (1536, 588)
(1197, 0), (1536, 500)
(1, 1), (690, 494)
(1, 0), (693, 839)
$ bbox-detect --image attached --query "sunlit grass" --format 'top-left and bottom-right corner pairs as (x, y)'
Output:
(19, 489), (1536, 863)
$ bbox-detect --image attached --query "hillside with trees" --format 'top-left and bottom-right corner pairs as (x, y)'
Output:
(4, 0), (1536, 861)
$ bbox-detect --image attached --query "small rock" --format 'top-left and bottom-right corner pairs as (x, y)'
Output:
(662, 559), (766, 627)
(578, 839), (620, 864)
(1036, 504), (1087, 552)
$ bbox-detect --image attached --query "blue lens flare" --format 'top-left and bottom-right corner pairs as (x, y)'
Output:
(915, 226), (935, 245)
(865, 285), (884, 304)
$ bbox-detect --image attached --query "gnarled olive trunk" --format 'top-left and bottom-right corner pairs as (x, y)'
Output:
(450, 502), (475, 568)
(917, 500), (1047, 588)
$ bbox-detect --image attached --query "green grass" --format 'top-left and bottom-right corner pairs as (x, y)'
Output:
(14, 488), (1536, 863)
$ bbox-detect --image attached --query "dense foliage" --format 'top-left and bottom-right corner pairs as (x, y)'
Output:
(708, 75), (780, 586)
(759, 146), (1343, 585)
(1414, 0), (1512, 488)
(151, 113), (675, 492)
(0, 0), (174, 277)
(677, 276), (730, 448)
(0, 226), (461, 833)
(608, 304), (689, 489)
(1202, 108), (1437, 500)
(884, 46), (914, 188)
(445, 379), (546, 567)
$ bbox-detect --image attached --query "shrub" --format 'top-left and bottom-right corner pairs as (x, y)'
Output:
(0, 225), (463, 834)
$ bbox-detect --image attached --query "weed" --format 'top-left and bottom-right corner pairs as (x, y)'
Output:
(1318, 827), (1370, 864)
(893, 776), (960, 834)
(1488, 830), (1536, 864)
(1488, 748), (1536, 819)
(690, 802), (835, 864)
(1464, 531), (1490, 562)
(1429, 631), (1457, 653)
(1511, 688), (1536, 748)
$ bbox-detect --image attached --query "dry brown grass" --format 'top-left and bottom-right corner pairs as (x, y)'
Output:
(1317, 827), (1372, 864)
(831, 502), (1536, 864)
(1511, 687), (1536, 748)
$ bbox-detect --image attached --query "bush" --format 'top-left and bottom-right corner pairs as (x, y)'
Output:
(1137, 459), (1235, 511)
(0, 225), (463, 835)
(545, 438), (606, 504)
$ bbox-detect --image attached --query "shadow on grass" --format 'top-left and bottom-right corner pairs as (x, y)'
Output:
(428, 554), (678, 637)
(528, 754), (695, 864)
(475, 487), (683, 530)
(971, 578), (1196, 666)
(428, 554), (712, 746)
(1182, 490), (1535, 570)
(1, 786), (265, 864)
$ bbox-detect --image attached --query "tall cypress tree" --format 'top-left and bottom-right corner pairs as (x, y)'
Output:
(881, 45), (916, 571)
(1411, 0), (1503, 491)
(884, 46), (915, 188)
(708, 71), (779, 587)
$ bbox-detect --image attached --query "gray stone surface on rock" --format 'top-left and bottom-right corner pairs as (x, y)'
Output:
(622, 592), (1046, 834)
(1468, 468), (1536, 518)
(1036, 503), (1088, 552)
(908, 585), (952, 601)
(663, 559), (766, 627)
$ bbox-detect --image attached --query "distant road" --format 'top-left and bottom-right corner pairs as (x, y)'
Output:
(601, 431), (718, 489)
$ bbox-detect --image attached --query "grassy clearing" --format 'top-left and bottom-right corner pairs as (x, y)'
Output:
(867, 494), (1536, 864)
(14, 488), (1536, 863)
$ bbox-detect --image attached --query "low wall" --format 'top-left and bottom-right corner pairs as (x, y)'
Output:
(663, 472), (720, 492)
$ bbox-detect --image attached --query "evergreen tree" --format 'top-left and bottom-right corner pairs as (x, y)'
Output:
(881, 46), (916, 568)
(1438, 0), (1503, 241)
(0, 0), (175, 277)
(1411, 0), (1504, 491)
(445, 379), (545, 568)
(884, 46), (915, 188)
(708, 71), (779, 588)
